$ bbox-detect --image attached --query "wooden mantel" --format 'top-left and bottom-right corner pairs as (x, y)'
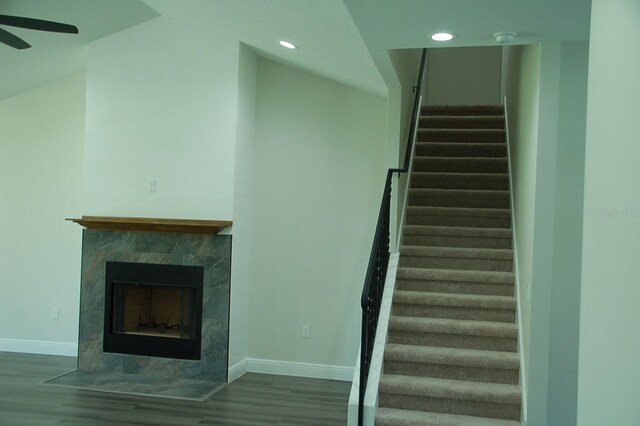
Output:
(67, 216), (232, 234)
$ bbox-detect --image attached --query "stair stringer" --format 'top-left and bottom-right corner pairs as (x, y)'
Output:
(504, 97), (528, 426)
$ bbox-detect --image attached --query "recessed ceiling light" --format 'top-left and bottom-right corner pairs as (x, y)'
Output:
(494, 32), (517, 44)
(279, 40), (297, 50)
(431, 32), (456, 42)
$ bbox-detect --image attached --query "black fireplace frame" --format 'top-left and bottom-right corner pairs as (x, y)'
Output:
(103, 261), (204, 360)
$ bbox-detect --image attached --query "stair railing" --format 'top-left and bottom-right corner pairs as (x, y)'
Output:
(358, 48), (427, 426)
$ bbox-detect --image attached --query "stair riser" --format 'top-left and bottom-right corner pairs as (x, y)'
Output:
(412, 175), (508, 190)
(422, 107), (504, 116)
(416, 143), (507, 158)
(378, 393), (520, 421)
(419, 117), (505, 129)
(413, 158), (508, 174)
(409, 195), (509, 209)
(384, 361), (519, 385)
(418, 130), (505, 143)
(399, 256), (513, 272)
(393, 304), (516, 323)
(388, 331), (517, 352)
(396, 280), (514, 297)
(406, 215), (511, 228)
(402, 234), (512, 249)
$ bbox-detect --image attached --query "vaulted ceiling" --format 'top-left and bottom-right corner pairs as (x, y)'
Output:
(0, 0), (592, 100)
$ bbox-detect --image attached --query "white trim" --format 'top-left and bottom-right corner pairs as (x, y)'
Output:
(228, 358), (248, 382)
(246, 358), (354, 382)
(0, 338), (77, 357)
(504, 98), (528, 424)
(347, 253), (400, 426)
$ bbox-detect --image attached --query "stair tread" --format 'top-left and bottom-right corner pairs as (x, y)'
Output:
(376, 407), (521, 425)
(403, 225), (512, 238)
(422, 105), (503, 114)
(409, 188), (509, 199)
(416, 141), (506, 146)
(418, 129), (506, 139)
(407, 206), (511, 218)
(412, 172), (509, 178)
(401, 246), (513, 260)
(394, 291), (515, 310)
(397, 267), (514, 284)
(415, 156), (507, 161)
(379, 374), (521, 403)
(389, 316), (517, 337)
(384, 343), (519, 369)
(420, 115), (505, 119)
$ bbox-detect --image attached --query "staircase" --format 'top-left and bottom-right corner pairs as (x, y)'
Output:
(376, 105), (522, 425)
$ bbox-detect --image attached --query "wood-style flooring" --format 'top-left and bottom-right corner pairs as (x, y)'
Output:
(0, 352), (350, 425)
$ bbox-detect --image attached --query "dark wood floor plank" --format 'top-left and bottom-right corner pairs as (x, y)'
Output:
(0, 352), (350, 426)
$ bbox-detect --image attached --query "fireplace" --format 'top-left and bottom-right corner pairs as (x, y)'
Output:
(103, 261), (204, 360)
(70, 225), (231, 387)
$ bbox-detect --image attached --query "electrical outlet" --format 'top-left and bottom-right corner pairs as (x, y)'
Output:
(148, 179), (157, 193)
(302, 325), (310, 338)
(52, 308), (60, 320)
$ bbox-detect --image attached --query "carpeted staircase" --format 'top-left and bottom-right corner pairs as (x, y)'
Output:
(376, 105), (522, 426)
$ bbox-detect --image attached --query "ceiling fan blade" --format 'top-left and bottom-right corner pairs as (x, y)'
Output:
(0, 27), (30, 49)
(0, 15), (78, 34)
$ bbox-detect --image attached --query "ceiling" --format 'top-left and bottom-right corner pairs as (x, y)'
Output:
(0, 0), (592, 101)
(344, 0), (592, 84)
(0, 0), (158, 99)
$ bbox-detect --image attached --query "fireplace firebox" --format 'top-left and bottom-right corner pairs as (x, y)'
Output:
(103, 261), (204, 360)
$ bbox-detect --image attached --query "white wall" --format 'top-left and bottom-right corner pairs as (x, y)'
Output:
(228, 44), (258, 371)
(248, 58), (386, 370)
(0, 73), (86, 354)
(83, 16), (240, 219)
(505, 43), (542, 397)
(506, 41), (588, 425)
(426, 47), (502, 105)
(546, 40), (588, 426)
(578, 0), (640, 424)
(388, 49), (423, 249)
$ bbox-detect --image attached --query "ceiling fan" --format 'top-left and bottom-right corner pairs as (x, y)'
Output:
(0, 14), (79, 50)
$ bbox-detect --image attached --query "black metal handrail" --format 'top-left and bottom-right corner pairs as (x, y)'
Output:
(358, 48), (427, 426)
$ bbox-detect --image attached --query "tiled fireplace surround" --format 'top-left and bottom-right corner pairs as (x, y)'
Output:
(76, 226), (231, 386)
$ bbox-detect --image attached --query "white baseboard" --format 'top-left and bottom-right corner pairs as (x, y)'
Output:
(228, 358), (249, 381)
(0, 338), (77, 357)
(245, 358), (354, 382)
(2, 340), (352, 383)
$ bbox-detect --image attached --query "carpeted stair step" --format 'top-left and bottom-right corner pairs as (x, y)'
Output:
(375, 407), (521, 426)
(419, 116), (505, 129)
(399, 246), (513, 272)
(411, 172), (509, 191)
(416, 142), (507, 158)
(421, 105), (504, 116)
(406, 206), (511, 228)
(418, 129), (505, 143)
(409, 188), (509, 209)
(392, 291), (516, 323)
(402, 225), (512, 249)
(388, 316), (518, 352)
(396, 267), (514, 297)
(413, 157), (508, 174)
(383, 344), (520, 384)
(378, 375), (521, 420)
